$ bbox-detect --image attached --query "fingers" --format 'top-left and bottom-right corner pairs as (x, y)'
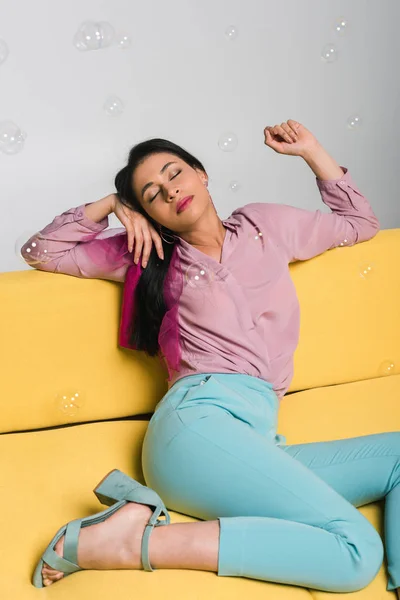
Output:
(132, 224), (143, 265)
(150, 229), (165, 262)
(275, 123), (297, 143)
(140, 230), (153, 268)
(132, 224), (165, 268)
(287, 119), (301, 135)
(126, 225), (135, 254)
(271, 125), (292, 143)
(266, 121), (300, 143)
(119, 209), (165, 268)
(139, 228), (165, 267)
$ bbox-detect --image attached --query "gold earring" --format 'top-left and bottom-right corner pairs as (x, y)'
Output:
(159, 225), (177, 244)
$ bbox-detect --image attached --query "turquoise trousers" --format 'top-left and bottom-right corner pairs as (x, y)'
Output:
(141, 373), (400, 593)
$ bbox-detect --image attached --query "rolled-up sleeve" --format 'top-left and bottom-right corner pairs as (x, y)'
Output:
(20, 203), (135, 282)
(246, 166), (380, 263)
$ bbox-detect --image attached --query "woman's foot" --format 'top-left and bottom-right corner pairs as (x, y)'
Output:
(41, 502), (154, 586)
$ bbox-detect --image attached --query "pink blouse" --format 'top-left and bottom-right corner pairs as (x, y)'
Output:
(21, 166), (380, 400)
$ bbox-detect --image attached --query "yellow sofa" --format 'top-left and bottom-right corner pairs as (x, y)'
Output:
(1, 228), (399, 599)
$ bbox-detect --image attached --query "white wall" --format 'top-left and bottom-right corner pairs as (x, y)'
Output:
(1, 0), (399, 273)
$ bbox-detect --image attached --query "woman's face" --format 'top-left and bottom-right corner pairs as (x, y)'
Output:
(132, 152), (210, 233)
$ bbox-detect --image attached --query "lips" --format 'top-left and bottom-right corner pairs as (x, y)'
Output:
(177, 195), (193, 213)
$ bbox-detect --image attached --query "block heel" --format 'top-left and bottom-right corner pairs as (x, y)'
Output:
(93, 469), (170, 527)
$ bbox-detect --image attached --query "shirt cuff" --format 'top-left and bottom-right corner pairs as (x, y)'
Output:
(73, 203), (109, 231)
(315, 166), (349, 190)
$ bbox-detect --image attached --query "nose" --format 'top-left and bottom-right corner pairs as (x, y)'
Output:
(168, 187), (179, 201)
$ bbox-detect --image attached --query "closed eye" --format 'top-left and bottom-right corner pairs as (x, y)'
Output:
(150, 171), (181, 202)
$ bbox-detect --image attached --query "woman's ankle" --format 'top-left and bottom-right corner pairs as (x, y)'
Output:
(148, 520), (220, 572)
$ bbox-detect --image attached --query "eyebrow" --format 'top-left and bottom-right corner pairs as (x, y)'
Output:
(141, 161), (177, 198)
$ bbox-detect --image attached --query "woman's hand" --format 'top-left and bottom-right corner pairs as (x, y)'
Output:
(264, 120), (320, 157)
(110, 194), (164, 267)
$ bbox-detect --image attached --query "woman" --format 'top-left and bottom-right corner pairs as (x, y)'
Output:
(28, 121), (400, 595)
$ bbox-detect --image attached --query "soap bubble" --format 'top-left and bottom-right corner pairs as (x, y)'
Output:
(0, 120), (27, 155)
(359, 262), (375, 279)
(321, 43), (338, 63)
(218, 132), (238, 152)
(228, 180), (241, 192)
(116, 33), (132, 49)
(0, 38), (9, 64)
(248, 229), (263, 241)
(185, 263), (215, 288)
(336, 237), (353, 248)
(225, 25), (239, 41)
(378, 360), (397, 376)
(15, 231), (52, 266)
(55, 390), (85, 417)
(103, 96), (124, 116)
(333, 17), (349, 36)
(347, 114), (363, 130)
(73, 21), (115, 51)
(247, 229), (264, 250)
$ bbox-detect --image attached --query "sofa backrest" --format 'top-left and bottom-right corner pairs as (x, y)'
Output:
(289, 229), (399, 396)
(1, 229), (399, 434)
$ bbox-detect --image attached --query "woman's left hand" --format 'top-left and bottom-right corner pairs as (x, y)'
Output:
(264, 120), (320, 157)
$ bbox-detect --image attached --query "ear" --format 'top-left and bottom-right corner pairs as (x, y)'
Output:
(195, 167), (208, 187)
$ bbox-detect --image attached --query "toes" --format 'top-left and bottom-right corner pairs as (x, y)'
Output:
(42, 562), (64, 584)
(43, 566), (57, 573)
(42, 567), (58, 576)
(42, 562), (60, 575)
(43, 572), (64, 586)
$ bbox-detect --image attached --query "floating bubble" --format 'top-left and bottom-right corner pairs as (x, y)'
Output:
(347, 114), (363, 130)
(116, 33), (132, 49)
(218, 132), (238, 152)
(15, 231), (52, 266)
(228, 180), (241, 192)
(378, 360), (397, 376)
(359, 262), (375, 279)
(339, 238), (349, 246)
(55, 390), (85, 417)
(185, 263), (215, 288)
(336, 237), (353, 249)
(0, 120), (27, 155)
(0, 38), (9, 65)
(73, 21), (115, 51)
(333, 17), (349, 36)
(248, 229), (264, 242)
(225, 25), (239, 41)
(103, 95), (124, 116)
(321, 43), (338, 63)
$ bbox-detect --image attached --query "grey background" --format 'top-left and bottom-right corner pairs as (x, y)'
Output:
(1, 0), (399, 273)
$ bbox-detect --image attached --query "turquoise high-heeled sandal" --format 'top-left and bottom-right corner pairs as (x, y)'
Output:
(32, 469), (170, 588)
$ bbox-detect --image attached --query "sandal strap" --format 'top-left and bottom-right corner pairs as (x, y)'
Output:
(63, 518), (82, 565)
(41, 518), (82, 574)
(42, 543), (81, 575)
(141, 505), (169, 571)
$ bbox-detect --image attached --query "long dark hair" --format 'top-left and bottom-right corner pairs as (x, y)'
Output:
(114, 138), (207, 357)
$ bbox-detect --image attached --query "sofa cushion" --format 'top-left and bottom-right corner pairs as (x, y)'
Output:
(1, 374), (398, 598)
